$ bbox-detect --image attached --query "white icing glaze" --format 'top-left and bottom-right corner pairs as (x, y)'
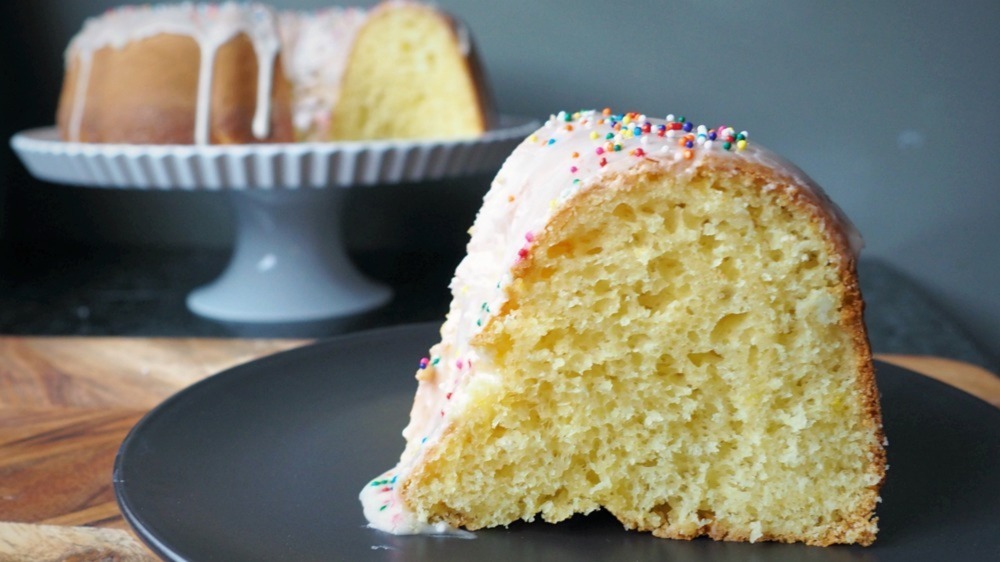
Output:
(452, 17), (471, 57)
(360, 468), (472, 536)
(67, 54), (93, 142)
(64, 1), (478, 144)
(66, 3), (280, 144)
(361, 110), (865, 535)
(278, 8), (367, 140)
(247, 10), (281, 141)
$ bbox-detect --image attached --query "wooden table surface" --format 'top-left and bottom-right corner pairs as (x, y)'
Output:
(0, 337), (997, 561)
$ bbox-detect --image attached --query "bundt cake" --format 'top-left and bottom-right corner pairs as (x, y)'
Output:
(56, 1), (492, 144)
(360, 110), (887, 546)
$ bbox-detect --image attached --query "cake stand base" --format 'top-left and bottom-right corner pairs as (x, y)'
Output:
(187, 189), (391, 323)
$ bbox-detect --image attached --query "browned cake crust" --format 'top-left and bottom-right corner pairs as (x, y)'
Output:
(439, 11), (496, 133)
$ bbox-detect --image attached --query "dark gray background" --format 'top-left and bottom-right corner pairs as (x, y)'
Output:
(0, 1), (997, 356)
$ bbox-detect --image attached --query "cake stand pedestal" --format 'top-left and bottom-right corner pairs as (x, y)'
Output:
(11, 117), (538, 323)
(186, 189), (390, 322)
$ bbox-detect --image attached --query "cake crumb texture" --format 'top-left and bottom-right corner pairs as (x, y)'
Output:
(402, 159), (885, 546)
(329, 2), (488, 140)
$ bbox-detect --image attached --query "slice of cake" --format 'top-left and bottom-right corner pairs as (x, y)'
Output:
(361, 109), (886, 546)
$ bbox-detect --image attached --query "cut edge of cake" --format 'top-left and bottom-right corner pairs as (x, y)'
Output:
(363, 112), (886, 546)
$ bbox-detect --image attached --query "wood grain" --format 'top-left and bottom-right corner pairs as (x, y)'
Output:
(0, 338), (996, 560)
(0, 338), (311, 560)
(0, 338), (309, 410)
(0, 408), (144, 528)
(0, 522), (155, 562)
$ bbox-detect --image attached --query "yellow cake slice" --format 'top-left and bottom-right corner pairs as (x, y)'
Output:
(361, 110), (886, 546)
(327, 1), (492, 140)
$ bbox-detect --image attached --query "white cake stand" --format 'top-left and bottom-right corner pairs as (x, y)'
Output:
(10, 116), (538, 322)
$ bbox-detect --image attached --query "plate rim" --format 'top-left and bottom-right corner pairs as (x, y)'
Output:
(113, 322), (1000, 560)
(113, 322), (440, 561)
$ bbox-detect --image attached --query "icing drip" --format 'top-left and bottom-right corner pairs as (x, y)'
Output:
(251, 46), (277, 140)
(65, 2), (281, 144)
(278, 8), (367, 139)
(68, 53), (93, 142)
(361, 110), (865, 535)
(247, 6), (281, 141)
(193, 37), (219, 145)
(453, 19), (471, 57)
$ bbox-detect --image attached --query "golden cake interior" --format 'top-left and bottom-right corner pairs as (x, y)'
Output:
(329, 4), (485, 140)
(402, 163), (884, 546)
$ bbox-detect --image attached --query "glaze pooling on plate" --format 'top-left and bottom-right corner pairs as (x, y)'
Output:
(360, 468), (472, 536)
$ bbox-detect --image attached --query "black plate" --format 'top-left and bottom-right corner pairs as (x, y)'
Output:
(115, 323), (1000, 561)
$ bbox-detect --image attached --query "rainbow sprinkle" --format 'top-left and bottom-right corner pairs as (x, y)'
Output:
(530, 109), (751, 210)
